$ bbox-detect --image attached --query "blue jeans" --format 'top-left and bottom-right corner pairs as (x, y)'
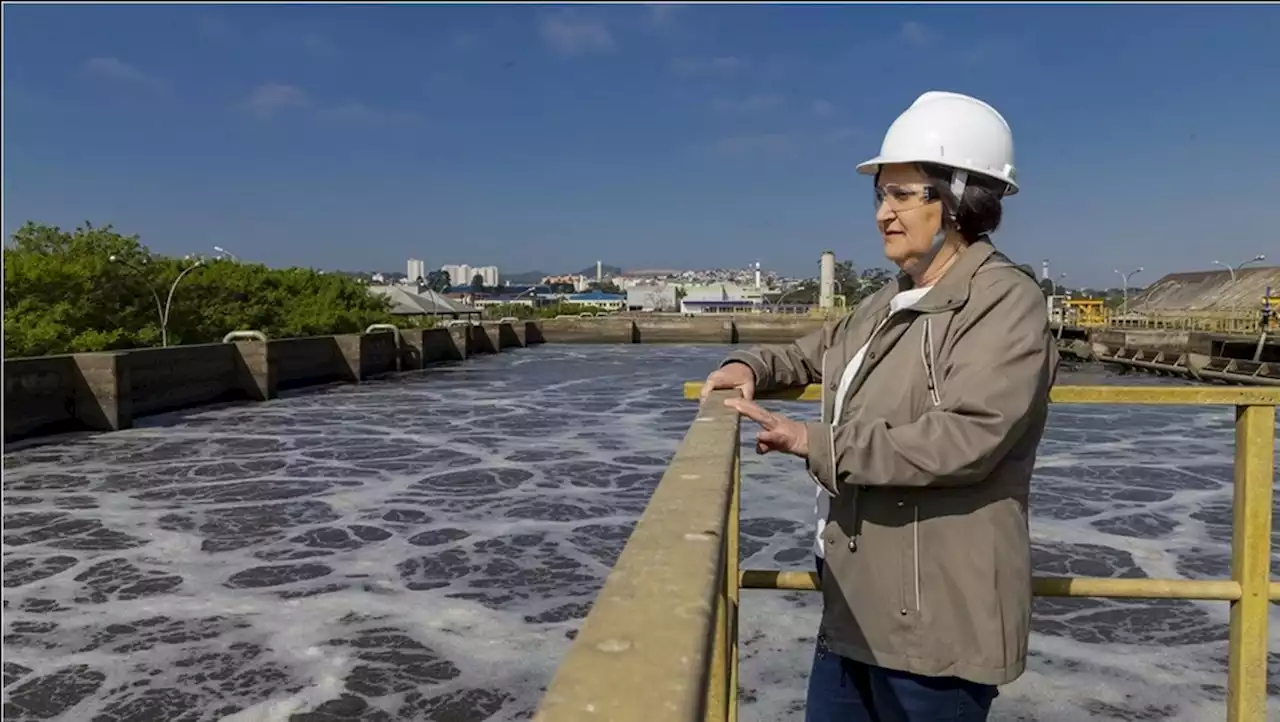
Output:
(805, 557), (997, 722)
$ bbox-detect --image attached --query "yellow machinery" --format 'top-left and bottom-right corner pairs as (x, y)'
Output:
(1064, 298), (1108, 327)
(535, 384), (1278, 722)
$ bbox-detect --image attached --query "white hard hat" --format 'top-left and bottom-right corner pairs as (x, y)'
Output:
(857, 91), (1018, 196)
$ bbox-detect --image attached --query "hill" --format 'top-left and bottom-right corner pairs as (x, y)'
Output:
(503, 270), (547, 284)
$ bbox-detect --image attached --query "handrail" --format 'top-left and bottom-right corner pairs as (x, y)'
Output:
(681, 382), (1280, 406)
(222, 330), (267, 343)
(364, 323), (399, 335)
(533, 390), (742, 722)
(534, 383), (1277, 722)
(678, 382), (1277, 722)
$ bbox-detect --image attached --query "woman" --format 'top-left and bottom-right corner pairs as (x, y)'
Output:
(700, 91), (1058, 721)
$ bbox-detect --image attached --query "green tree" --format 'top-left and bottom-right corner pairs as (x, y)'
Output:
(425, 269), (451, 292)
(482, 303), (537, 320)
(4, 222), (160, 355)
(4, 222), (394, 357)
(831, 261), (894, 306)
(470, 274), (486, 293)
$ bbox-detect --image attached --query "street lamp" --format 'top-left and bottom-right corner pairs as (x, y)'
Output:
(213, 245), (239, 262)
(109, 254), (205, 347)
(1212, 254), (1266, 283)
(1114, 267), (1144, 316)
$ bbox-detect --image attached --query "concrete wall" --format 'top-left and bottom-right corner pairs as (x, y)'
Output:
(5, 357), (80, 439)
(537, 315), (826, 345)
(1088, 330), (1204, 355)
(127, 344), (245, 416)
(3, 321), (538, 443)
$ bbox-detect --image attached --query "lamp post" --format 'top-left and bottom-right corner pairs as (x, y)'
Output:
(1114, 267), (1144, 316)
(1213, 254), (1266, 283)
(109, 255), (205, 347)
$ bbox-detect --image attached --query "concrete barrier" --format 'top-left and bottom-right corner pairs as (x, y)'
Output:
(633, 317), (736, 344)
(539, 317), (637, 344)
(399, 327), (467, 368)
(524, 321), (547, 346)
(1083, 328), (1279, 362)
(734, 317), (825, 344)
(272, 336), (350, 390)
(3, 322), (542, 443)
(482, 322), (525, 349)
(469, 324), (498, 355)
(4, 356), (81, 438)
(126, 344), (245, 416)
(537, 315), (827, 345)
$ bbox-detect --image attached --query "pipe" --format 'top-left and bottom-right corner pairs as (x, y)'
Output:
(819, 251), (836, 310)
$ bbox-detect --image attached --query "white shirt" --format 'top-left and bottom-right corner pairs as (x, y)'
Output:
(814, 286), (932, 559)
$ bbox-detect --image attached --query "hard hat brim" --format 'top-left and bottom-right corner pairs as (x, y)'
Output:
(856, 156), (1019, 196)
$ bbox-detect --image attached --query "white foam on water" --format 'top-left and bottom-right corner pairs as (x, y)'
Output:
(3, 346), (1276, 722)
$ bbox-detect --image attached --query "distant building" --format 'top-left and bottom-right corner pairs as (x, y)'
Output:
(565, 291), (625, 312)
(626, 284), (678, 312)
(680, 282), (766, 314)
(542, 274), (591, 292)
(368, 284), (479, 319)
(442, 264), (499, 288)
(406, 258), (426, 283)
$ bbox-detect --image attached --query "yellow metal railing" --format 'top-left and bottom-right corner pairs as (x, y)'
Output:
(535, 384), (1277, 722)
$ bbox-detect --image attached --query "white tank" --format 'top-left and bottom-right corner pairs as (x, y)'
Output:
(819, 251), (836, 309)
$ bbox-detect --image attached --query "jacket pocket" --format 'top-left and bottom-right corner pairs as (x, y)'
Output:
(920, 318), (941, 407)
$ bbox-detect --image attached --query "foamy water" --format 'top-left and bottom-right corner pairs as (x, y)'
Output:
(3, 345), (1276, 721)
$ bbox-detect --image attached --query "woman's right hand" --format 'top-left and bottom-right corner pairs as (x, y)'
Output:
(699, 362), (756, 402)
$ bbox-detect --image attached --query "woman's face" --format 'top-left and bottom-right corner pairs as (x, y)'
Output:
(874, 163), (945, 271)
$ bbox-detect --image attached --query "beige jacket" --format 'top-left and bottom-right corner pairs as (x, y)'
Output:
(722, 240), (1058, 685)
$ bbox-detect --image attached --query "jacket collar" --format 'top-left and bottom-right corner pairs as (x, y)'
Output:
(881, 238), (999, 314)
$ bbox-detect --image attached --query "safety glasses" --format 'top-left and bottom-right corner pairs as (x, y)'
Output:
(874, 183), (939, 211)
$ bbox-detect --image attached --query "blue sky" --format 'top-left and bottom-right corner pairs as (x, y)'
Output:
(4, 3), (1278, 286)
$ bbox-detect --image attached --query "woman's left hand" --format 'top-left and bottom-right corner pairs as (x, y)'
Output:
(724, 398), (809, 458)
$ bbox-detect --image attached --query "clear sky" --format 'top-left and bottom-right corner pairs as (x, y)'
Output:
(4, 3), (1278, 286)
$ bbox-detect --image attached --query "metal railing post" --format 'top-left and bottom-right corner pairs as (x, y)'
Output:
(1226, 402), (1275, 722)
(728, 450), (741, 722)
(705, 566), (729, 722)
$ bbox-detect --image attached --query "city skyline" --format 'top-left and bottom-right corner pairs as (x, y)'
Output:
(3, 5), (1278, 287)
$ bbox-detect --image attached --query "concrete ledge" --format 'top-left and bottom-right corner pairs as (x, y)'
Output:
(537, 315), (828, 345)
(534, 390), (741, 721)
(3, 322), (543, 443)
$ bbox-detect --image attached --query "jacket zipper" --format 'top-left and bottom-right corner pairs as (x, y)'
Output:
(907, 318), (938, 615)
